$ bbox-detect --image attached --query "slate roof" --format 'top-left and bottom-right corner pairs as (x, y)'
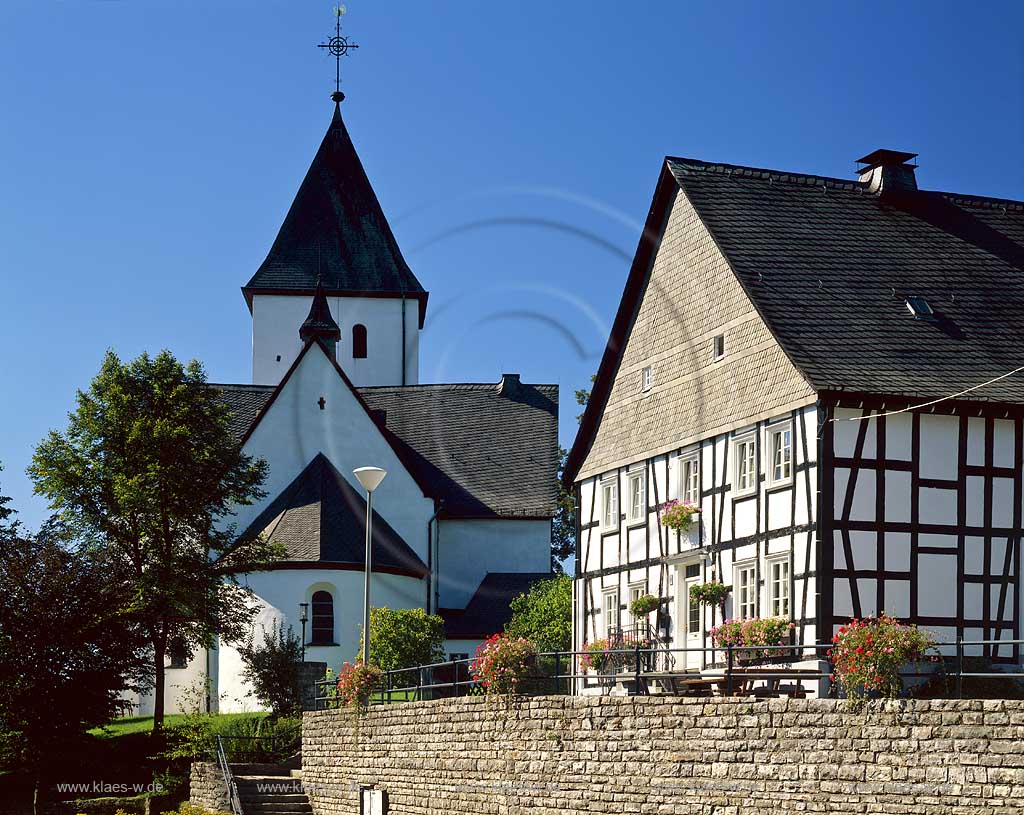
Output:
(668, 157), (1024, 402)
(213, 379), (559, 519)
(238, 453), (427, 576)
(212, 384), (275, 441)
(440, 572), (552, 640)
(243, 103), (427, 323)
(360, 382), (559, 518)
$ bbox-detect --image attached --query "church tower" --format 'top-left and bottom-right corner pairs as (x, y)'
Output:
(243, 95), (427, 387)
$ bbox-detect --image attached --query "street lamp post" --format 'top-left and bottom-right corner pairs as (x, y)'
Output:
(353, 466), (387, 666)
(299, 603), (309, 662)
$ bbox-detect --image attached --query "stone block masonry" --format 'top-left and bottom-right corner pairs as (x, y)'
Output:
(190, 761), (231, 813)
(302, 696), (1024, 814)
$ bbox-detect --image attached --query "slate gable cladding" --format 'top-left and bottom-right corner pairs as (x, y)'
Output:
(574, 184), (814, 481)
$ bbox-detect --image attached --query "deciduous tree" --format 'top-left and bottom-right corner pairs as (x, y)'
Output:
(0, 497), (149, 814)
(29, 350), (279, 734)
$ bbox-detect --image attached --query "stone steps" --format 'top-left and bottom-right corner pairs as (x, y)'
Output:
(231, 762), (312, 815)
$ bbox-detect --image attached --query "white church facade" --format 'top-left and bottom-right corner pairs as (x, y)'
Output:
(565, 149), (1024, 672)
(131, 96), (557, 715)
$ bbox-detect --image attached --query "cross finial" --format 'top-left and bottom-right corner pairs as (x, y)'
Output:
(318, 5), (359, 102)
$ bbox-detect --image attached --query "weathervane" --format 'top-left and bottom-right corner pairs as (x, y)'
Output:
(318, 5), (359, 102)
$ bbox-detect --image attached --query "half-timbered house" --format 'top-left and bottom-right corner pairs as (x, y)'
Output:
(565, 149), (1024, 671)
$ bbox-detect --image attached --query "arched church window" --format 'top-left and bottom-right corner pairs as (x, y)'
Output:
(353, 324), (368, 359)
(311, 590), (335, 645)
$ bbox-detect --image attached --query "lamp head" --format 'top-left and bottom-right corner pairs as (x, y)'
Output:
(353, 466), (387, 493)
(299, 603), (309, 623)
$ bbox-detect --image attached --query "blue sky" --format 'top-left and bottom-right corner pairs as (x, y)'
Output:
(1, 1), (1022, 530)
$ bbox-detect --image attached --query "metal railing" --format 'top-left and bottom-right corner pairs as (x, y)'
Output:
(215, 735), (243, 815)
(313, 638), (1024, 708)
(216, 722), (302, 763)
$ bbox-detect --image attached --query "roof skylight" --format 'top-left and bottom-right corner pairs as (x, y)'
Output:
(905, 296), (937, 321)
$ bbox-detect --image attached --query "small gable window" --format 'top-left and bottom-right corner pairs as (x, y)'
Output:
(353, 324), (368, 358)
(905, 296), (936, 322)
(712, 334), (725, 361)
(311, 590), (335, 645)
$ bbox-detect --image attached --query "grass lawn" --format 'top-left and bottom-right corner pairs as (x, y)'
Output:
(89, 711), (266, 738)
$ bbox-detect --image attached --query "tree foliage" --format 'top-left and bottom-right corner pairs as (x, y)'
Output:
(550, 446), (576, 572)
(236, 621), (305, 718)
(0, 505), (149, 812)
(504, 574), (572, 652)
(358, 607), (445, 673)
(550, 375), (594, 573)
(28, 350), (279, 733)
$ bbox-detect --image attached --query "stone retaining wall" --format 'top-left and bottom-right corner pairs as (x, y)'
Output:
(189, 762), (231, 813)
(302, 696), (1024, 814)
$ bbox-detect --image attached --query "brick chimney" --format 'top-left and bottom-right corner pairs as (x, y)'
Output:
(497, 373), (521, 398)
(856, 149), (918, 194)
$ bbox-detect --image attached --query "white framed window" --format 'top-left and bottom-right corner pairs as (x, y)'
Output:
(733, 434), (757, 496)
(734, 561), (757, 620)
(641, 365), (653, 392)
(603, 589), (620, 638)
(767, 422), (793, 487)
(601, 476), (619, 532)
(767, 556), (790, 617)
(680, 454), (700, 504)
(626, 468), (645, 525)
(712, 334), (725, 361)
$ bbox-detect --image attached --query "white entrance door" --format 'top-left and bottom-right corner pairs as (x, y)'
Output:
(680, 563), (703, 671)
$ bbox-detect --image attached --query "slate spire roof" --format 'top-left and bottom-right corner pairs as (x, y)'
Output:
(243, 101), (427, 323)
(299, 276), (342, 343)
(239, 453), (427, 577)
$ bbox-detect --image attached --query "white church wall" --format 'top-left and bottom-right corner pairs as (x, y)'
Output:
(437, 519), (552, 609)
(252, 294), (419, 387)
(214, 567), (427, 714)
(237, 342), (436, 561)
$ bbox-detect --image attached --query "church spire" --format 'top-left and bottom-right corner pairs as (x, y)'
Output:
(299, 275), (342, 355)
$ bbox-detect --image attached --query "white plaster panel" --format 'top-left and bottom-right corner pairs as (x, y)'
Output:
(994, 420), (1015, 469)
(885, 414), (913, 461)
(964, 583), (983, 620)
(833, 579), (854, 619)
(967, 477), (985, 527)
(917, 553), (958, 618)
(767, 488), (792, 531)
(857, 580), (877, 617)
(967, 417), (986, 467)
(884, 533), (911, 572)
(920, 487), (957, 527)
(833, 410), (875, 458)
(885, 471), (911, 523)
(885, 580), (910, 618)
(733, 498), (757, 539)
(964, 537), (985, 575)
(992, 478), (1015, 528)
(919, 414), (960, 480)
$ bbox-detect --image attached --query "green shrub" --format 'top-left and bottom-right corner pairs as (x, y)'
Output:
(236, 621), (304, 717)
(505, 575), (572, 651)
